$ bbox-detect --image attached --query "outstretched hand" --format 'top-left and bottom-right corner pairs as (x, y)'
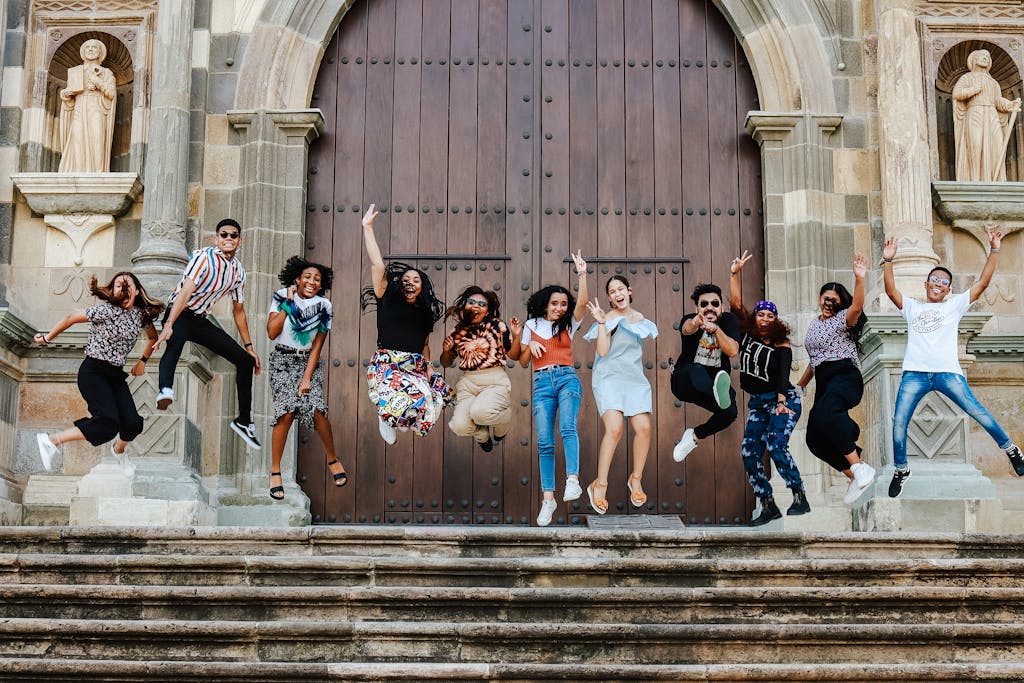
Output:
(362, 204), (380, 229)
(853, 254), (868, 279)
(508, 316), (523, 338)
(586, 298), (606, 324)
(528, 340), (547, 359)
(882, 236), (898, 261)
(570, 249), (587, 275)
(730, 250), (753, 275)
(987, 226), (1003, 251)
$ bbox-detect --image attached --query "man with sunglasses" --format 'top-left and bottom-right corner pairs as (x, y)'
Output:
(152, 218), (263, 449)
(670, 283), (741, 462)
(882, 227), (1024, 498)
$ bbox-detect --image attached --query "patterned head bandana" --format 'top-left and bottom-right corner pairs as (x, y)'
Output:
(753, 300), (778, 315)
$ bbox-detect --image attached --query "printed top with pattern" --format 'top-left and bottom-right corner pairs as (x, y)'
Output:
(522, 317), (582, 370)
(269, 289), (332, 351)
(168, 246), (246, 316)
(450, 319), (511, 371)
(84, 302), (144, 367)
(899, 290), (971, 375)
(803, 308), (859, 368)
(738, 335), (793, 396)
(677, 312), (741, 373)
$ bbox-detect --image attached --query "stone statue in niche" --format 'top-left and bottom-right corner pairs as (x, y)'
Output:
(953, 49), (1021, 182)
(58, 38), (116, 173)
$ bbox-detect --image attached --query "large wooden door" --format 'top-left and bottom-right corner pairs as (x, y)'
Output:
(301, 0), (763, 526)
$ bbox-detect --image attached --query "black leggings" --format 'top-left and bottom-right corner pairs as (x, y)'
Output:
(74, 357), (143, 446)
(670, 363), (738, 439)
(158, 308), (255, 423)
(806, 359), (863, 472)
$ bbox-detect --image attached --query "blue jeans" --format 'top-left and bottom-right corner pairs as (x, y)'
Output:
(532, 366), (582, 492)
(892, 371), (1010, 468)
(741, 390), (803, 499)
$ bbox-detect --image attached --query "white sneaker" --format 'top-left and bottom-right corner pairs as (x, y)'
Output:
(843, 479), (862, 505)
(673, 428), (698, 462)
(563, 477), (583, 502)
(156, 387), (174, 410)
(851, 462), (876, 490)
(378, 416), (397, 445)
(536, 499), (558, 527)
(36, 433), (57, 471)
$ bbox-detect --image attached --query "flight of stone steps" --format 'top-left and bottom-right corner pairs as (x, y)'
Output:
(0, 526), (1023, 681)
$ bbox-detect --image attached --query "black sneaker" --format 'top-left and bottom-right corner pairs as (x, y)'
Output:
(888, 467), (911, 498)
(478, 435), (494, 453)
(786, 490), (810, 516)
(1006, 445), (1024, 477)
(230, 419), (262, 450)
(751, 497), (782, 526)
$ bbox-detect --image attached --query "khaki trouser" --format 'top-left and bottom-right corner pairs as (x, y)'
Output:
(448, 367), (512, 443)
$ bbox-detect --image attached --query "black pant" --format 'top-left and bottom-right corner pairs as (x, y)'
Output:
(805, 359), (863, 472)
(74, 357), (144, 446)
(158, 308), (255, 423)
(670, 363), (738, 439)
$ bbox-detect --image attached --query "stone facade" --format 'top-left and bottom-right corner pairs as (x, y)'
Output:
(0, 0), (1022, 532)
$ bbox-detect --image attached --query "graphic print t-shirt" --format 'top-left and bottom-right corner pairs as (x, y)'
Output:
(677, 312), (740, 373)
(900, 290), (971, 375)
(269, 289), (332, 351)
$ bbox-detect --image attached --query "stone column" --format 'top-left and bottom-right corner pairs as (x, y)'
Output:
(217, 108), (323, 526)
(131, 0), (195, 299)
(876, 0), (938, 290)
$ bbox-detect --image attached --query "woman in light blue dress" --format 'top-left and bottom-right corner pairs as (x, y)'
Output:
(583, 276), (658, 514)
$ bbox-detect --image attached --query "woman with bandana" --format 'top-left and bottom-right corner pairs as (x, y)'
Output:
(729, 251), (807, 525)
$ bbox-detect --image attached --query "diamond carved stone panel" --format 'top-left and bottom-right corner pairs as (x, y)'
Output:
(906, 391), (968, 462)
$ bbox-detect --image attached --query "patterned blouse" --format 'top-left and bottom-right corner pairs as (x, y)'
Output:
(451, 319), (511, 371)
(84, 302), (144, 367)
(804, 308), (860, 369)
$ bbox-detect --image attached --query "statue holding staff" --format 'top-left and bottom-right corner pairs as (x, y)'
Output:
(953, 49), (1021, 182)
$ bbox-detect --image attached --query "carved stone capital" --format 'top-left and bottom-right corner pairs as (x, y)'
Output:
(744, 111), (801, 144)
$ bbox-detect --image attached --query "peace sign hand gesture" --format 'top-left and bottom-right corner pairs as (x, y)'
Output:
(586, 298), (606, 324)
(730, 250), (753, 275)
(570, 250), (587, 275)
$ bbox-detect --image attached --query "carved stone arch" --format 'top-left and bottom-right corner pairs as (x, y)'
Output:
(235, 0), (837, 114)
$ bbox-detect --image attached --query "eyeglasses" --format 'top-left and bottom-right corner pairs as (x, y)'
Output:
(697, 299), (720, 308)
(929, 275), (951, 287)
(466, 298), (488, 307)
(218, 231), (239, 239)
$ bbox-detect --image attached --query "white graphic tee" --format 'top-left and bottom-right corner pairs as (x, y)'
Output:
(900, 290), (971, 375)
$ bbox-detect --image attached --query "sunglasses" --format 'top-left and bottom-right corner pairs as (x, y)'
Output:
(466, 298), (488, 307)
(928, 275), (951, 287)
(698, 299), (720, 308)
(218, 231), (239, 239)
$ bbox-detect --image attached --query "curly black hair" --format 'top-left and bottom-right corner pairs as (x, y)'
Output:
(734, 304), (791, 346)
(819, 281), (867, 351)
(278, 255), (334, 295)
(90, 272), (165, 326)
(525, 284), (576, 338)
(444, 285), (502, 328)
(690, 283), (723, 305)
(360, 261), (444, 323)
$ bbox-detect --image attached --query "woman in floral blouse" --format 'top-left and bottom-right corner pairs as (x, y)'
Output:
(34, 272), (164, 469)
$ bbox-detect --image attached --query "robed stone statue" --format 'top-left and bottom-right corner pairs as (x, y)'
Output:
(953, 49), (1022, 182)
(58, 39), (117, 173)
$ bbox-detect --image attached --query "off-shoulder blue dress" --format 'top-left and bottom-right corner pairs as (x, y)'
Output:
(583, 317), (659, 416)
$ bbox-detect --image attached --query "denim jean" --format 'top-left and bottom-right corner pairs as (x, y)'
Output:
(532, 365), (582, 492)
(892, 371), (1011, 468)
(741, 390), (803, 499)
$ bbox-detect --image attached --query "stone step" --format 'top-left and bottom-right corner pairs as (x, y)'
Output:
(1, 584), (1022, 624)
(4, 553), (1024, 588)
(2, 659), (1024, 682)
(2, 526), (1022, 560)
(0, 619), (1022, 664)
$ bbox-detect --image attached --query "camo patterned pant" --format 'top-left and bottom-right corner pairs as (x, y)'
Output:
(740, 390), (804, 499)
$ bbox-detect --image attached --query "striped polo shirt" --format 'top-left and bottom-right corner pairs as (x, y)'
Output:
(169, 246), (246, 315)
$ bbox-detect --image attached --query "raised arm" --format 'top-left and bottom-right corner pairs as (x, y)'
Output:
(586, 299), (611, 357)
(969, 227), (1002, 304)
(881, 236), (902, 310)
(361, 204), (386, 298)
(729, 250), (752, 312)
(846, 254), (867, 327)
(571, 250), (588, 322)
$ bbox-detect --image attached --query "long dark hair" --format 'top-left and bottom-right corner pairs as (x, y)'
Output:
(820, 281), (867, 350)
(734, 304), (791, 346)
(360, 261), (444, 323)
(445, 285), (502, 329)
(526, 284), (576, 338)
(90, 272), (165, 326)
(278, 255), (334, 294)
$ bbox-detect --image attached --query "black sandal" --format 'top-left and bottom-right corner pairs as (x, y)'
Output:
(269, 471), (285, 500)
(327, 458), (348, 487)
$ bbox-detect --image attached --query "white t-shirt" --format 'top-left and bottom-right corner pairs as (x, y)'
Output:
(268, 288), (332, 351)
(521, 316), (582, 343)
(900, 290), (971, 375)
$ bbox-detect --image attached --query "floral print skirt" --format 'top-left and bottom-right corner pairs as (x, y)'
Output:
(366, 349), (453, 437)
(269, 347), (327, 430)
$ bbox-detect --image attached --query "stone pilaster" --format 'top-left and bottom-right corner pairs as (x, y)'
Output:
(132, 0), (195, 300)
(217, 108), (323, 525)
(875, 0), (938, 290)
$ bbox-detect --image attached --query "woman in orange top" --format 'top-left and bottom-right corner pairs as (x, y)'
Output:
(520, 251), (589, 526)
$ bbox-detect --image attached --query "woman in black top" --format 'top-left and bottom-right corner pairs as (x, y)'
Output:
(360, 204), (452, 443)
(729, 251), (808, 525)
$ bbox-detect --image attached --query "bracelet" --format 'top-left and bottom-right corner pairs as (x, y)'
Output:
(991, 248), (1000, 253)
(140, 355), (150, 362)
(882, 257), (893, 263)
(244, 342), (253, 348)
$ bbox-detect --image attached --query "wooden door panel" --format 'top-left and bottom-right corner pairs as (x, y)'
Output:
(303, 0), (762, 526)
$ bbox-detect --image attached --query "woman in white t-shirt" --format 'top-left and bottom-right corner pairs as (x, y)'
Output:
(266, 256), (344, 500)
